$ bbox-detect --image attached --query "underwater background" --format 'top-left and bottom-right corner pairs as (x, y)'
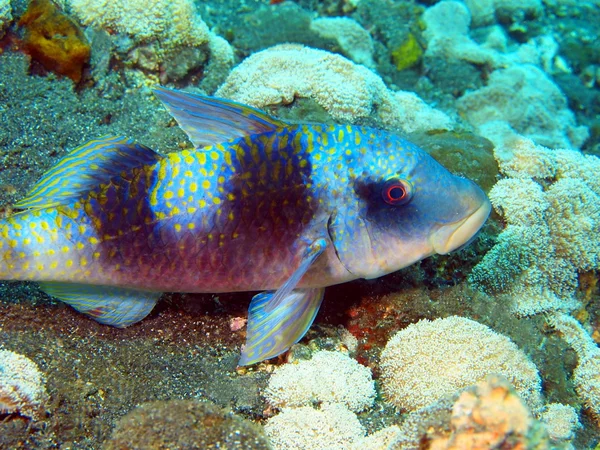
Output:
(0, 0), (599, 448)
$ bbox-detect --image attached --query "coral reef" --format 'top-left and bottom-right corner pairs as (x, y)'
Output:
(18, 0), (90, 83)
(103, 399), (270, 449)
(379, 316), (543, 412)
(264, 403), (365, 450)
(548, 313), (600, 425)
(265, 350), (375, 413)
(457, 65), (589, 150)
(469, 127), (599, 316)
(216, 44), (452, 132)
(427, 375), (550, 449)
(539, 403), (581, 449)
(310, 17), (374, 68)
(0, 349), (48, 420)
(67, 0), (233, 86)
(0, 0), (11, 38)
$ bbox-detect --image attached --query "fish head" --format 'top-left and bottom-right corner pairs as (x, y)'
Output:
(327, 135), (491, 279)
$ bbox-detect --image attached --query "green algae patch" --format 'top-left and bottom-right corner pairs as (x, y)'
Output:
(408, 130), (499, 193)
(103, 400), (270, 449)
(391, 32), (423, 71)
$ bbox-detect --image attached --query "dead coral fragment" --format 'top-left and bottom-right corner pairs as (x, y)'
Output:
(431, 375), (550, 450)
(19, 0), (90, 83)
(0, 349), (48, 420)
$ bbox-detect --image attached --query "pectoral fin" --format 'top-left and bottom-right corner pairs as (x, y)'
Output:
(39, 282), (161, 327)
(239, 287), (325, 366)
(239, 238), (328, 365)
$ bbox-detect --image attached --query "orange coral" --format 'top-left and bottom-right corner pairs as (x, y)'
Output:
(430, 375), (549, 450)
(18, 0), (90, 83)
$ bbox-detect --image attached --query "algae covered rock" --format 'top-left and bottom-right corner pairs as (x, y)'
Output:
(103, 400), (270, 449)
(407, 130), (499, 193)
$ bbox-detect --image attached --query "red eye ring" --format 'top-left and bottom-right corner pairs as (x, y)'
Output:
(382, 179), (412, 205)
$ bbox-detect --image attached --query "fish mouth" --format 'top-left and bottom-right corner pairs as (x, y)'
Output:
(430, 200), (491, 255)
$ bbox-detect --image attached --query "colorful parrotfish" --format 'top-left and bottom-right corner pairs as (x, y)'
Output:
(0, 87), (491, 365)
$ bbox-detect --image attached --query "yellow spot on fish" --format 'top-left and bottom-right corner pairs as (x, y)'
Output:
(178, 187), (185, 198)
(218, 176), (225, 184)
(232, 232), (239, 239)
(345, 149), (352, 156)
(22, 261), (30, 271)
(48, 249), (55, 256)
(202, 180), (211, 189)
(224, 151), (232, 166)
(187, 223), (195, 230)
(62, 246), (69, 253)
(227, 193), (236, 201)
(50, 261), (58, 269)
(171, 153), (182, 164)
(198, 152), (207, 165)
(198, 199), (207, 208)
(187, 207), (197, 214)
(189, 181), (198, 193)
(165, 190), (174, 200)
(18, 252), (25, 258)
(174, 224), (182, 232)
(299, 159), (308, 168)
(76, 242), (84, 250)
(184, 154), (194, 164)
(212, 197), (221, 205)
(80, 257), (88, 267)
(184, 170), (193, 178)
(210, 151), (219, 161)
(36, 263), (44, 271)
(171, 207), (180, 215)
(8, 239), (17, 248)
(36, 236), (45, 244)
(93, 252), (101, 259)
(228, 211), (234, 221)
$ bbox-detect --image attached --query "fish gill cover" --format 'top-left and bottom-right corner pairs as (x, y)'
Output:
(0, 0), (599, 448)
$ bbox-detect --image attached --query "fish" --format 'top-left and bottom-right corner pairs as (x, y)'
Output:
(0, 87), (491, 365)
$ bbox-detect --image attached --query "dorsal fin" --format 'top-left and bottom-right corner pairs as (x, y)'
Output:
(153, 86), (287, 149)
(15, 136), (162, 210)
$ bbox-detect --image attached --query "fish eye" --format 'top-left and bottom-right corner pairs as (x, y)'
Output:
(382, 178), (413, 206)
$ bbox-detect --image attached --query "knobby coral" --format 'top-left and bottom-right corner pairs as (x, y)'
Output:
(216, 44), (452, 133)
(379, 316), (543, 412)
(469, 125), (600, 316)
(265, 350), (375, 413)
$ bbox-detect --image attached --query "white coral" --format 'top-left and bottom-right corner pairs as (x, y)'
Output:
(470, 128), (600, 316)
(457, 65), (589, 150)
(265, 404), (365, 450)
(310, 17), (375, 68)
(379, 316), (543, 412)
(264, 350), (375, 413)
(68, 0), (209, 49)
(547, 314), (600, 425)
(0, 349), (48, 420)
(0, 0), (11, 38)
(216, 44), (452, 133)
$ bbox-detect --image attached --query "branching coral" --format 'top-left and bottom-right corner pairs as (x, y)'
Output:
(469, 127), (600, 316)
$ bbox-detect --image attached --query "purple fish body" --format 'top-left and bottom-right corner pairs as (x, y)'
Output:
(0, 88), (491, 364)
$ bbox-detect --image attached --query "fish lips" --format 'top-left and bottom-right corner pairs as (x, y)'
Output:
(429, 200), (492, 255)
